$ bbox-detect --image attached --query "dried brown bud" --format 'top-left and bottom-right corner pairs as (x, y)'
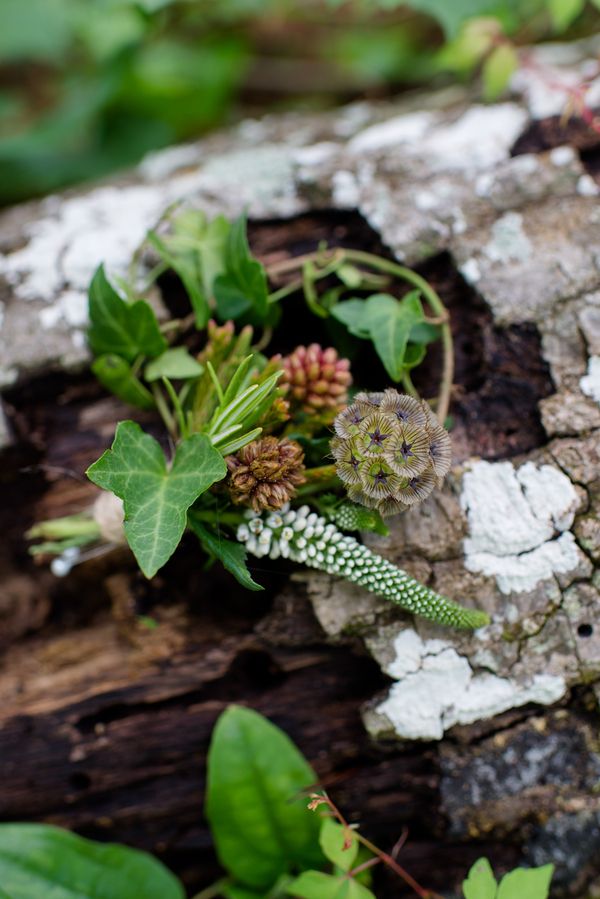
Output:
(226, 437), (306, 512)
(274, 344), (352, 414)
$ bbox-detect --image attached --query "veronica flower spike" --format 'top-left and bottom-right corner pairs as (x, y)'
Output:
(238, 505), (489, 630)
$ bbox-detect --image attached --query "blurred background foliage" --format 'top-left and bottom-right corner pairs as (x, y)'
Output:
(1, 0), (599, 205)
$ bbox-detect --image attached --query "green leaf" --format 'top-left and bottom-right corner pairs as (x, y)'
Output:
(330, 299), (372, 339)
(144, 347), (204, 381)
(497, 865), (554, 899)
(407, 0), (513, 37)
(462, 858), (498, 899)
(289, 871), (375, 899)
(147, 212), (230, 329)
(88, 265), (167, 363)
(223, 887), (264, 899)
(364, 292), (424, 381)
(188, 516), (263, 592)
(547, 0), (585, 29)
(206, 705), (323, 890)
(402, 343), (426, 371)
(482, 43), (518, 100)
(0, 823), (184, 899)
(92, 354), (156, 409)
(319, 820), (358, 872)
(213, 214), (269, 324)
(86, 421), (226, 577)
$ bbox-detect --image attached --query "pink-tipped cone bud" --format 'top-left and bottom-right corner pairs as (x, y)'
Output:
(275, 344), (352, 414)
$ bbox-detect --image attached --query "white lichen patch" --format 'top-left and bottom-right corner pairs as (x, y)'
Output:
(483, 211), (533, 264)
(580, 356), (600, 404)
(371, 629), (566, 741)
(461, 460), (582, 594)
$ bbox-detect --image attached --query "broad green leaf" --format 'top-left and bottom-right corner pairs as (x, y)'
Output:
(86, 421), (226, 577)
(547, 0), (585, 29)
(330, 300), (372, 339)
(144, 347), (204, 381)
(319, 820), (358, 872)
(213, 214), (269, 324)
(0, 823), (184, 899)
(497, 865), (554, 899)
(409, 320), (440, 344)
(363, 292), (424, 381)
(88, 265), (167, 363)
(206, 706), (323, 890)
(482, 43), (518, 100)
(188, 516), (263, 591)
(462, 858), (498, 899)
(92, 354), (155, 409)
(289, 870), (375, 899)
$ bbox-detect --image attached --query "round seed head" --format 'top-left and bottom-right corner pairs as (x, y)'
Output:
(426, 419), (452, 483)
(384, 425), (431, 479)
(395, 468), (436, 506)
(380, 389), (428, 428)
(359, 459), (402, 500)
(355, 412), (395, 457)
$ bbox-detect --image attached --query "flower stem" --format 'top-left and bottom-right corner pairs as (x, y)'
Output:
(265, 247), (454, 425)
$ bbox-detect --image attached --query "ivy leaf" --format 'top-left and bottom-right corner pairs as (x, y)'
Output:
(364, 292), (425, 380)
(206, 706), (323, 891)
(88, 265), (167, 363)
(330, 299), (372, 339)
(289, 870), (375, 899)
(497, 865), (554, 899)
(463, 858), (498, 899)
(86, 421), (227, 577)
(213, 214), (269, 323)
(319, 819), (358, 873)
(482, 43), (518, 100)
(144, 347), (204, 381)
(92, 354), (156, 409)
(0, 823), (185, 899)
(188, 516), (263, 592)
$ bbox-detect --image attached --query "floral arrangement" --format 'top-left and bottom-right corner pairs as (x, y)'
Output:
(28, 211), (488, 630)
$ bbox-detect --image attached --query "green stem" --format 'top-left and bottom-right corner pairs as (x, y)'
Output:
(190, 877), (233, 899)
(151, 383), (177, 439)
(304, 464), (337, 482)
(162, 376), (188, 439)
(401, 370), (418, 399)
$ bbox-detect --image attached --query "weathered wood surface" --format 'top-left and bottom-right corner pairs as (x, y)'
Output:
(2, 37), (600, 897)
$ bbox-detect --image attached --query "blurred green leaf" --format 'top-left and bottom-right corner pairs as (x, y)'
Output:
(206, 705), (324, 890)
(92, 354), (156, 408)
(547, 0), (585, 28)
(463, 858), (498, 899)
(290, 870), (376, 899)
(497, 865), (554, 899)
(482, 42), (518, 99)
(88, 265), (167, 362)
(319, 820), (358, 872)
(0, 823), (185, 899)
(0, 0), (74, 62)
(144, 347), (204, 381)
(214, 215), (269, 324)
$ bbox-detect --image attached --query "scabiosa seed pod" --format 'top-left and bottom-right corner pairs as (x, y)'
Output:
(331, 389), (451, 517)
(274, 344), (352, 414)
(226, 436), (306, 512)
(237, 505), (488, 629)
